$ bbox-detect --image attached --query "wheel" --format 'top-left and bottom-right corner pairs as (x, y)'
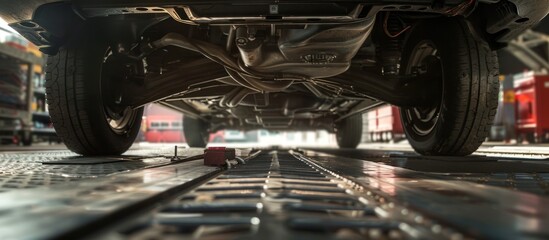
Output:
(335, 114), (362, 148)
(526, 133), (536, 144)
(21, 131), (32, 146)
(183, 116), (209, 148)
(45, 27), (143, 155)
(542, 132), (549, 143)
(517, 134), (524, 144)
(399, 18), (499, 156)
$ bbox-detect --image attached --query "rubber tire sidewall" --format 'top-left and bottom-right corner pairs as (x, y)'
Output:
(400, 18), (499, 156)
(183, 116), (208, 148)
(46, 27), (143, 155)
(336, 114), (363, 149)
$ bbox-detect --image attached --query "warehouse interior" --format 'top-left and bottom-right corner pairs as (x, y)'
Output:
(1, 4), (549, 239)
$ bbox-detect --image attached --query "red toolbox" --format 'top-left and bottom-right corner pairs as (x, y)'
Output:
(514, 72), (549, 143)
(204, 147), (236, 166)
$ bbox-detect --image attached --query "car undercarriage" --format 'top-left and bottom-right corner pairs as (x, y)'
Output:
(0, 0), (547, 155)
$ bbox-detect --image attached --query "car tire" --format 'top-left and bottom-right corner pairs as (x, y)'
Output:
(21, 131), (32, 146)
(45, 29), (143, 155)
(399, 18), (499, 156)
(335, 114), (362, 148)
(517, 134), (524, 144)
(183, 116), (208, 148)
(526, 133), (536, 144)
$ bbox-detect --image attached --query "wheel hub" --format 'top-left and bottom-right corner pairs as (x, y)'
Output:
(403, 41), (444, 137)
(105, 106), (136, 134)
(101, 50), (143, 135)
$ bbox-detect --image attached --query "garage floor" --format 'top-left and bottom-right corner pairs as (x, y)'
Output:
(0, 143), (547, 239)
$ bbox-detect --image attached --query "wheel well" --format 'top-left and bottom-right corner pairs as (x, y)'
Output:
(8, 2), (165, 54)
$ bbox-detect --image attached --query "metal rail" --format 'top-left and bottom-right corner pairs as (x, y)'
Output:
(101, 150), (462, 239)
(1, 148), (549, 239)
(0, 154), (221, 239)
(292, 149), (549, 239)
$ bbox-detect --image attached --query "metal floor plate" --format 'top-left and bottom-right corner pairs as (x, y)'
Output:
(299, 149), (549, 239)
(0, 147), (548, 239)
(0, 158), (221, 239)
(113, 151), (461, 240)
(306, 148), (549, 195)
(0, 147), (202, 192)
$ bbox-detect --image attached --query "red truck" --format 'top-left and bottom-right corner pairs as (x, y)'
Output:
(367, 105), (404, 142)
(143, 115), (184, 143)
(514, 72), (549, 143)
(142, 104), (225, 144)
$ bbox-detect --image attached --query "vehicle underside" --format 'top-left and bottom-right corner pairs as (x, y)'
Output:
(0, 0), (547, 155)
